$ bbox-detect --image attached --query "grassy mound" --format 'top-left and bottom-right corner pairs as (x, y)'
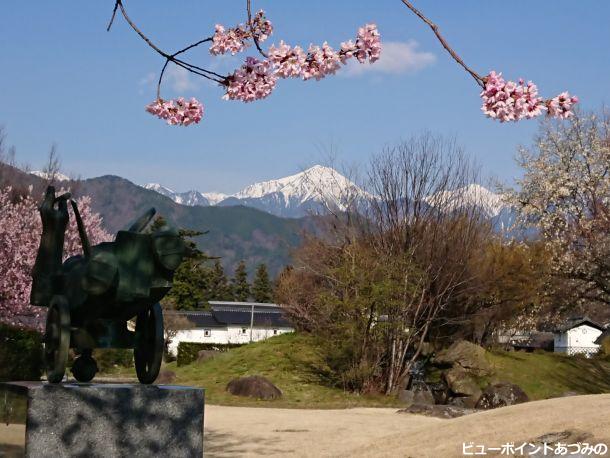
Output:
(486, 350), (610, 400)
(103, 333), (610, 407)
(169, 333), (399, 408)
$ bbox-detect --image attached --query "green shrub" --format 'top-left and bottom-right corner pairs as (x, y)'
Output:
(177, 342), (242, 366)
(93, 348), (134, 372)
(0, 323), (43, 382)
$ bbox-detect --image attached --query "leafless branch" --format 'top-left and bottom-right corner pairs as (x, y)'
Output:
(108, 0), (226, 100)
(400, 0), (484, 87)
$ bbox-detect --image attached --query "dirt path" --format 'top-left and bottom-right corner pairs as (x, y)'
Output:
(204, 394), (610, 457)
(3, 394), (609, 456)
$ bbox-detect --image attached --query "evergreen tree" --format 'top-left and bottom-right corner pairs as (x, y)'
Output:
(153, 216), (212, 310)
(231, 260), (251, 302)
(252, 263), (273, 303)
(207, 260), (234, 301)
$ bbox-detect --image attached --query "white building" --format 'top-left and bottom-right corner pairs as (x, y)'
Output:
(166, 301), (294, 356)
(553, 317), (605, 357)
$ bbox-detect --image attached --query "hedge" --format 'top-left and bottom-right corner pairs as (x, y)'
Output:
(177, 342), (243, 367)
(93, 348), (134, 372)
(0, 323), (43, 382)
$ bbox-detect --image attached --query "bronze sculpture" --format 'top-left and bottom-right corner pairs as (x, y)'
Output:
(31, 186), (185, 384)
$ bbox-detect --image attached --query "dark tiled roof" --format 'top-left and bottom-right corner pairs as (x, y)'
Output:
(208, 301), (280, 307)
(168, 302), (292, 329)
(595, 329), (610, 345)
(554, 316), (605, 333)
(166, 311), (223, 328)
(212, 310), (291, 327)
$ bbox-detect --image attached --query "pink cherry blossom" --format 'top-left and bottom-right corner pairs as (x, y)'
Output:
(481, 72), (578, 122)
(547, 92), (579, 119)
(249, 10), (273, 43)
(354, 23), (382, 63)
(146, 97), (204, 126)
(268, 41), (306, 78)
(209, 10), (273, 56)
(223, 57), (277, 102)
(339, 40), (357, 64)
(0, 188), (111, 329)
(209, 24), (249, 56)
(301, 43), (342, 81)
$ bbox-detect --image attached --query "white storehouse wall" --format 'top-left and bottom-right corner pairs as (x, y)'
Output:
(554, 324), (602, 357)
(168, 326), (294, 355)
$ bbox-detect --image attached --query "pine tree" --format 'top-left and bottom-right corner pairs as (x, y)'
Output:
(252, 263), (273, 303)
(231, 260), (251, 302)
(155, 217), (212, 310)
(207, 260), (234, 301)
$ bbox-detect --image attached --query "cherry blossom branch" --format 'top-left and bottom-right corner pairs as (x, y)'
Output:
(106, 1), (575, 126)
(400, 0), (484, 87)
(247, 0), (268, 58)
(108, 0), (226, 89)
(400, 0), (579, 122)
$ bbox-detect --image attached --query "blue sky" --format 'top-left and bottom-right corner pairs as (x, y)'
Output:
(1, 1), (608, 193)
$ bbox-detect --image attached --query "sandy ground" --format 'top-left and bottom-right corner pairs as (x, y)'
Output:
(3, 395), (609, 457)
(205, 394), (610, 458)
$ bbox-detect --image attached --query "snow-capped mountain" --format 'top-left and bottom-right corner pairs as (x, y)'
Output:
(30, 170), (70, 181)
(201, 192), (229, 206)
(144, 183), (211, 206)
(142, 168), (511, 222)
(221, 165), (369, 217)
(425, 183), (506, 218)
(143, 165), (369, 218)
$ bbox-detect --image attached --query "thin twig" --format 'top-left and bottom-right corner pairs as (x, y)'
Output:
(106, 1), (119, 31)
(156, 39), (223, 98)
(247, 0), (268, 58)
(400, 0), (484, 87)
(112, 0), (227, 99)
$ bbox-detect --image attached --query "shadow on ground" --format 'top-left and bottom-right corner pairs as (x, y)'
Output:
(204, 428), (292, 457)
(0, 444), (24, 458)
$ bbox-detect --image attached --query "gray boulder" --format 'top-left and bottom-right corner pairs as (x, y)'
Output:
(448, 395), (479, 409)
(475, 382), (529, 409)
(398, 385), (435, 406)
(226, 375), (282, 400)
(435, 340), (492, 376)
(155, 370), (176, 384)
(196, 350), (217, 363)
(428, 381), (450, 405)
(443, 365), (482, 399)
(398, 403), (477, 419)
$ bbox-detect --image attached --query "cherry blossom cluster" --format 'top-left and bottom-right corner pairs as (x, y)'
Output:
(223, 57), (277, 102)
(269, 24), (381, 82)
(0, 188), (110, 329)
(145, 97), (204, 125)
(344, 23), (383, 64)
(209, 10), (273, 56)
(224, 23), (382, 101)
(481, 71), (578, 122)
(547, 92), (579, 119)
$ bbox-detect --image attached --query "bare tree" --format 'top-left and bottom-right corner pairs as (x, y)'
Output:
(278, 134), (492, 394)
(365, 134), (490, 393)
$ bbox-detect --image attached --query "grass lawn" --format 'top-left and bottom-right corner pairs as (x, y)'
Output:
(167, 333), (401, 408)
(97, 333), (610, 408)
(486, 349), (610, 400)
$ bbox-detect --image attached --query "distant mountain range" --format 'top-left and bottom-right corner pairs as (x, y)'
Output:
(144, 165), (369, 218)
(142, 166), (514, 228)
(24, 166), (518, 276)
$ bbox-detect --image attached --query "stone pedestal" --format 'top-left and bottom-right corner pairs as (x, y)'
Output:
(0, 382), (204, 458)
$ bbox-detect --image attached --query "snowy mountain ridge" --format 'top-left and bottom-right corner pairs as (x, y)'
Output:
(30, 170), (71, 182)
(144, 165), (370, 217)
(143, 166), (507, 219)
(425, 183), (506, 218)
